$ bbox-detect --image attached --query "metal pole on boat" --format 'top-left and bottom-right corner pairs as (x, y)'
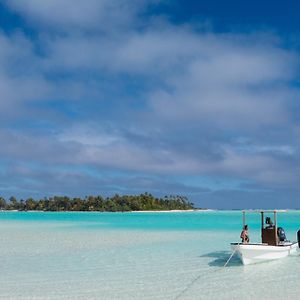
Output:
(274, 210), (277, 245)
(242, 210), (245, 228)
(261, 211), (264, 242)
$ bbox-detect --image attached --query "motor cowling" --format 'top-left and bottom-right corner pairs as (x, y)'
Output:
(277, 227), (287, 242)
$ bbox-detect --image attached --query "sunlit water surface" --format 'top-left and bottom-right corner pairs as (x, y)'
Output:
(0, 211), (299, 299)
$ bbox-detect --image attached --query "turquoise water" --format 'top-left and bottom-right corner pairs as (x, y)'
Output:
(0, 211), (299, 299)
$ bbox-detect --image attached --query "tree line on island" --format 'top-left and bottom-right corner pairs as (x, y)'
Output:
(0, 193), (195, 212)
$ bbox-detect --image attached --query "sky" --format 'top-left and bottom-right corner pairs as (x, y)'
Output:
(0, 0), (300, 209)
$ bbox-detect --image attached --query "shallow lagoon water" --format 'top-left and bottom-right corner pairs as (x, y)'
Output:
(0, 211), (299, 299)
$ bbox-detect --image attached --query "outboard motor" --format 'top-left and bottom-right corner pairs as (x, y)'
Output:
(298, 230), (300, 248)
(277, 227), (287, 242)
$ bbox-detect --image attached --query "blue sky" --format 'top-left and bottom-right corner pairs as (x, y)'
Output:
(0, 0), (300, 208)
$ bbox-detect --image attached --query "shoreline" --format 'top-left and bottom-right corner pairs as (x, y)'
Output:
(130, 209), (212, 213)
(0, 209), (211, 213)
(1, 209), (299, 213)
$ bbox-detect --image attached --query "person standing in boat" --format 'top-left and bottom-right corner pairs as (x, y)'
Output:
(240, 225), (249, 243)
(265, 217), (274, 228)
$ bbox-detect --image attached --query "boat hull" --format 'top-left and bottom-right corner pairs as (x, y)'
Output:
(231, 242), (298, 265)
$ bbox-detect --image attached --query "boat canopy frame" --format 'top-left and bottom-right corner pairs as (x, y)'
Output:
(242, 210), (279, 246)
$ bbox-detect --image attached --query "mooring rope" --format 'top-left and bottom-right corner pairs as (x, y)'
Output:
(174, 248), (237, 300)
(223, 248), (237, 268)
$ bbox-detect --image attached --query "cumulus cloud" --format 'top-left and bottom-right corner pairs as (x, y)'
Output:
(0, 33), (46, 117)
(145, 30), (298, 130)
(0, 0), (300, 206)
(5, 0), (158, 32)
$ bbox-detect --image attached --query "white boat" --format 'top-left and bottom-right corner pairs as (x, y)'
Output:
(231, 210), (299, 265)
(231, 242), (298, 265)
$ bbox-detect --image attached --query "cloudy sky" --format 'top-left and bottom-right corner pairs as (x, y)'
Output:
(0, 0), (300, 208)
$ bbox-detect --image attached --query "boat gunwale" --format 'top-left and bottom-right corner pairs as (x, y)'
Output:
(230, 242), (297, 247)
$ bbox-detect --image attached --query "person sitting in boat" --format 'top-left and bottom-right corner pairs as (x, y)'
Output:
(240, 225), (249, 243)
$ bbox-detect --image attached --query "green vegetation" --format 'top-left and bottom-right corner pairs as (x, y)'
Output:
(0, 193), (195, 212)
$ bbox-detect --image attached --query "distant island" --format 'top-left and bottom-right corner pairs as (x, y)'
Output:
(0, 193), (195, 212)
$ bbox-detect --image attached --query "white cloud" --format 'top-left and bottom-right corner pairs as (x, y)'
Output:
(143, 29), (298, 130)
(1, 0), (300, 198)
(59, 125), (123, 147)
(36, 24), (299, 133)
(0, 32), (52, 120)
(5, 0), (157, 32)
